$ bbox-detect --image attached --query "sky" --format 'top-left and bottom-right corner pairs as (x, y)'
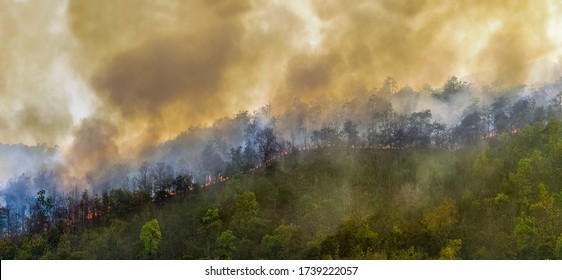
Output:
(1, 0), (562, 181)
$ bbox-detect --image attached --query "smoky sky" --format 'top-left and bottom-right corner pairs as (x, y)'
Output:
(2, 0), (562, 180)
(0, 0), (75, 146)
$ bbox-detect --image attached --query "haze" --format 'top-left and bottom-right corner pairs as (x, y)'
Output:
(1, 0), (562, 183)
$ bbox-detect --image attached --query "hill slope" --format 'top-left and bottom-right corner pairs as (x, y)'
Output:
(2, 121), (562, 260)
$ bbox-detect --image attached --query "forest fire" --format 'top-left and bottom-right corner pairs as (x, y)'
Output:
(481, 131), (497, 139)
(2, 0), (562, 263)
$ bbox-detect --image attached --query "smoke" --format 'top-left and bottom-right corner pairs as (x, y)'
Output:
(305, 0), (557, 89)
(0, 0), (78, 146)
(2, 0), (562, 188)
(62, 117), (120, 183)
(0, 144), (60, 190)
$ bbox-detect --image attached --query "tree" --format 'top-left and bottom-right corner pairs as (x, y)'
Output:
(555, 234), (562, 259)
(320, 218), (379, 259)
(311, 126), (339, 147)
(514, 214), (537, 259)
(512, 181), (560, 259)
(439, 239), (462, 260)
(243, 143), (259, 170)
(256, 127), (279, 167)
(136, 161), (152, 194)
(547, 91), (562, 119)
(140, 219), (162, 259)
(342, 120), (360, 146)
(226, 146), (245, 176)
(388, 114), (408, 148)
(494, 110), (510, 133)
(233, 110), (251, 144)
(216, 230), (237, 259)
(439, 76), (469, 100)
(0, 207), (8, 237)
(152, 162), (174, 203)
(55, 233), (71, 259)
(201, 208), (224, 257)
(377, 76), (398, 96)
(431, 121), (450, 149)
(79, 189), (90, 226)
(422, 198), (459, 248)
(16, 234), (51, 260)
(172, 174), (193, 196)
(260, 224), (303, 259)
(28, 190), (53, 234)
(510, 98), (536, 129)
(3, 174), (33, 235)
(366, 95), (393, 145)
(454, 111), (483, 145)
(201, 138), (227, 177)
(233, 192), (259, 224)
(406, 110), (433, 148)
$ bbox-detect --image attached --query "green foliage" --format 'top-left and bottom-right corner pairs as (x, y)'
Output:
(260, 224), (302, 259)
(216, 230), (237, 259)
(319, 217), (378, 259)
(439, 239), (462, 260)
(202, 208), (220, 224)
(556, 234), (562, 260)
(16, 235), (51, 260)
(233, 191), (259, 223)
(4, 120), (562, 259)
(0, 238), (16, 260)
(494, 193), (508, 205)
(514, 214), (537, 258)
(140, 219), (162, 258)
(423, 197), (459, 246)
(36, 190), (53, 211)
(555, 190), (562, 209)
(55, 233), (71, 260)
(78, 218), (134, 259)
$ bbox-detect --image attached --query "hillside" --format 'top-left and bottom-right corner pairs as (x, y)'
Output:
(2, 120), (561, 259)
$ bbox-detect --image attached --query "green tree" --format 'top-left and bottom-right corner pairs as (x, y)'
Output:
(140, 219), (162, 258)
(260, 224), (303, 259)
(514, 214), (537, 259)
(28, 190), (53, 234)
(55, 233), (71, 260)
(202, 208), (223, 257)
(555, 234), (562, 259)
(16, 235), (51, 260)
(233, 192), (259, 224)
(422, 197), (459, 248)
(216, 230), (237, 259)
(320, 218), (379, 259)
(439, 239), (462, 260)
(202, 208), (220, 224)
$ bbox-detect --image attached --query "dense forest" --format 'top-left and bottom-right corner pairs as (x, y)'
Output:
(1, 77), (562, 259)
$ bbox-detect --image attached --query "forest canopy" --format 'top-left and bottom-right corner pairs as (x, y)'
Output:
(1, 78), (562, 260)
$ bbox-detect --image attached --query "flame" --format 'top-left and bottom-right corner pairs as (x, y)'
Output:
(481, 131), (497, 139)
